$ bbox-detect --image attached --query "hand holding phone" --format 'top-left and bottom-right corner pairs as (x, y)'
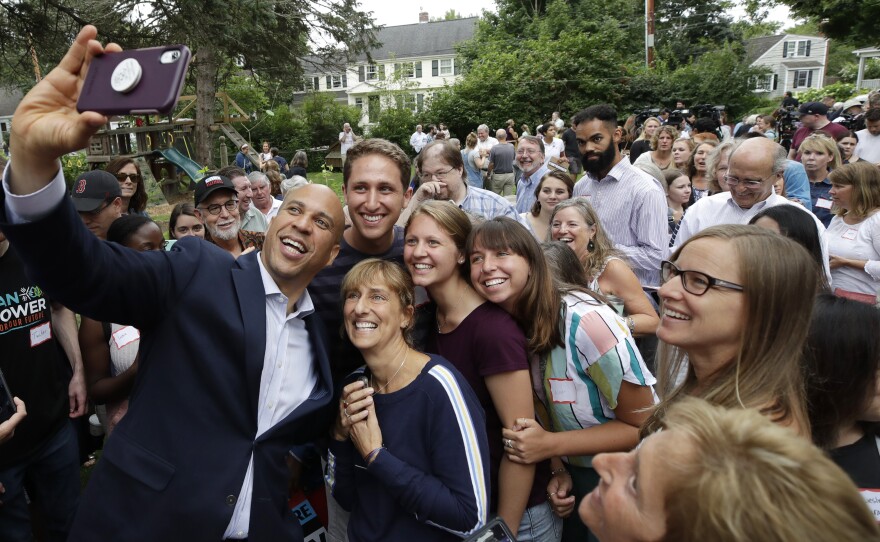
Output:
(77, 45), (191, 116)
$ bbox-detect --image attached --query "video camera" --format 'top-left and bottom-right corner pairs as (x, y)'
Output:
(774, 106), (800, 152)
(666, 110), (685, 126)
(835, 113), (865, 132)
(634, 108), (661, 128)
(692, 104), (725, 125)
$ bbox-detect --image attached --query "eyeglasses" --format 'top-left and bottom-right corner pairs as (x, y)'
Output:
(516, 148), (540, 156)
(660, 260), (744, 296)
(722, 173), (774, 189)
(419, 167), (455, 182)
(199, 199), (239, 215)
(115, 172), (142, 183)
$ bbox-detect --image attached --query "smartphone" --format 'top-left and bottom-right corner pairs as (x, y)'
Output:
(0, 368), (16, 424)
(77, 45), (191, 116)
(464, 517), (517, 542)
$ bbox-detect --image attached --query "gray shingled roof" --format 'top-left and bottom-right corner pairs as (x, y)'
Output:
(0, 87), (24, 117)
(745, 35), (784, 64)
(355, 17), (478, 61)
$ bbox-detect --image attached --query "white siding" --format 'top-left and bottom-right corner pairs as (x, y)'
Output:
(751, 35), (828, 98)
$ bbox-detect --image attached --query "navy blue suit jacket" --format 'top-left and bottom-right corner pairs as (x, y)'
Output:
(0, 195), (334, 541)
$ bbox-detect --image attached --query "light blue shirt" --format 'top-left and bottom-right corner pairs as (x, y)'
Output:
(783, 160), (812, 210)
(515, 164), (548, 214)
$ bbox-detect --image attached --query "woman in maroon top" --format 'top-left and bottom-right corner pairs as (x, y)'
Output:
(404, 201), (559, 540)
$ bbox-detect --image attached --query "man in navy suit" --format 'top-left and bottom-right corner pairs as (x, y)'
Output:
(0, 26), (344, 541)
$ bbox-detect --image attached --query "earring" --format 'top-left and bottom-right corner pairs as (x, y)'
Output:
(458, 258), (465, 264)
(588, 240), (595, 252)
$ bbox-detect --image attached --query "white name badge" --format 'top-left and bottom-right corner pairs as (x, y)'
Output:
(842, 228), (859, 241)
(860, 489), (880, 522)
(815, 198), (833, 210)
(30, 322), (52, 347)
(112, 326), (140, 350)
(549, 378), (577, 404)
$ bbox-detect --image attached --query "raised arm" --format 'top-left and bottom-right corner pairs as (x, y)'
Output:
(8, 26), (118, 194)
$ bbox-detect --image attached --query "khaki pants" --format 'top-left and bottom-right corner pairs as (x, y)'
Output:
(490, 172), (516, 197)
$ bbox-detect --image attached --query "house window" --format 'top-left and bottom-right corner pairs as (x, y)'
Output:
(792, 70), (813, 88)
(783, 40), (811, 58)
(355, 98), (364, 110)
(326, 74), (347, 89)
(366, 65), (378, 81)
(395, 61), (422, 78)
(439, 59), (454, 76)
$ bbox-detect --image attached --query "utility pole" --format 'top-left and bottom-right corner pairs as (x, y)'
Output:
(646, 0), (655, 68)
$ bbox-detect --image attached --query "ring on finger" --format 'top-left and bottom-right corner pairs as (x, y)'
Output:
(343, 400), (349, 409)
(503, 438), (512, 449)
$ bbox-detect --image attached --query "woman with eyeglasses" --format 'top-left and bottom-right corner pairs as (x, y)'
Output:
(641, 224), (815, 438)
(467, 217), (657, 542)
(104, 157), (148, 216)
(79, 215), (165, 436)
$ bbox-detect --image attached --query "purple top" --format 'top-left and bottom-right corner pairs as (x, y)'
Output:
(426, 301), (551, 509)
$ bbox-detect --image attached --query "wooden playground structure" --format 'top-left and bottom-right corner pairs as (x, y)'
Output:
(85, 92), (260, 203)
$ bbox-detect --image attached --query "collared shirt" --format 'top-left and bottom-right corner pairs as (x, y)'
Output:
(258, 197), (283, 221)
(240, 206), (269, 233)
(673, 191), (831, 281)
(572, 159), (668, 286)
(223, 257), (318, 539)
(515, 164), (548, 214)
(458, 185), (527, 226)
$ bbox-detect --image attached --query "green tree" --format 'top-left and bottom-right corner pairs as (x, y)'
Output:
(654, 0), (739, 68)
(760, 0), (880, 47)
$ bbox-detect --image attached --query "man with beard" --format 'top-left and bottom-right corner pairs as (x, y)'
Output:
(572, 104), (668, 287)
(513, 136), (548, 213)
(193, 174), (264, 257)
(218, 166), (268, 233)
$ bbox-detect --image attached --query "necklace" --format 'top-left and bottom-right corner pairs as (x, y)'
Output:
(436, 284), (468, 333)
(371, 342), (409, 394)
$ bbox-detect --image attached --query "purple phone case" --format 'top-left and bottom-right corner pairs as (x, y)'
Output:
(77, 45), (191, 116)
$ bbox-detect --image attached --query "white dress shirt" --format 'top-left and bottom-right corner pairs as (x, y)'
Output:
(673, 191), (831, 282)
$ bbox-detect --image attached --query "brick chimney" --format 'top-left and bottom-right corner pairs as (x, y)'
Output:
(419, 11), (429, 23)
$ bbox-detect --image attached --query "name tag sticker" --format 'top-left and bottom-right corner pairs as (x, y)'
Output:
(549, 378), (577, 404)
(860, 489), (880, 522)
(30, 322), (51, 347)
(816, 198), (833, 210)
(842, 228), (858, 241)
(112, 326), (140, 349)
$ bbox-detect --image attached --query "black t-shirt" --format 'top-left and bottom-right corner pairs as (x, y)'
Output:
(0, 245), (67, 468)
(830, 431), (880, 490)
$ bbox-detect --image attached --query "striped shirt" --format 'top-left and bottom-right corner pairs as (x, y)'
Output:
(326, 356), (489, 541)
(538, 292), (656, 469)
(515, 164), (549, 214)
(573, 159), (669, 286)
(459, 185), (528, 226)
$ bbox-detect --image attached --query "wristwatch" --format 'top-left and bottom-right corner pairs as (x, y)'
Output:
(627, 317), (636, 333)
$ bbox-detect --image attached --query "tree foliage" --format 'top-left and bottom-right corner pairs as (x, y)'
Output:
(762, 0), (880, 48)
(654, 0), (738, 68)
(428, 0), (765, 132)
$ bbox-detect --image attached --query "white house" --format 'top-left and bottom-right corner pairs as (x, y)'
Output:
(746, 34), (829, 98)
(293, 14), (477, 127)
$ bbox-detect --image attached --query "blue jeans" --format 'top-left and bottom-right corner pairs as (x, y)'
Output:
(0, 421), (80, 542)
(516, 500), (562, 542)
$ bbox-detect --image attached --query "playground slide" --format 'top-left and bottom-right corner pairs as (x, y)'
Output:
(153, 147), (203, 183)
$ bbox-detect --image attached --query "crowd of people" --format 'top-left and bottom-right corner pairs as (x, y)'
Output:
(2, 26), (880, 542)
